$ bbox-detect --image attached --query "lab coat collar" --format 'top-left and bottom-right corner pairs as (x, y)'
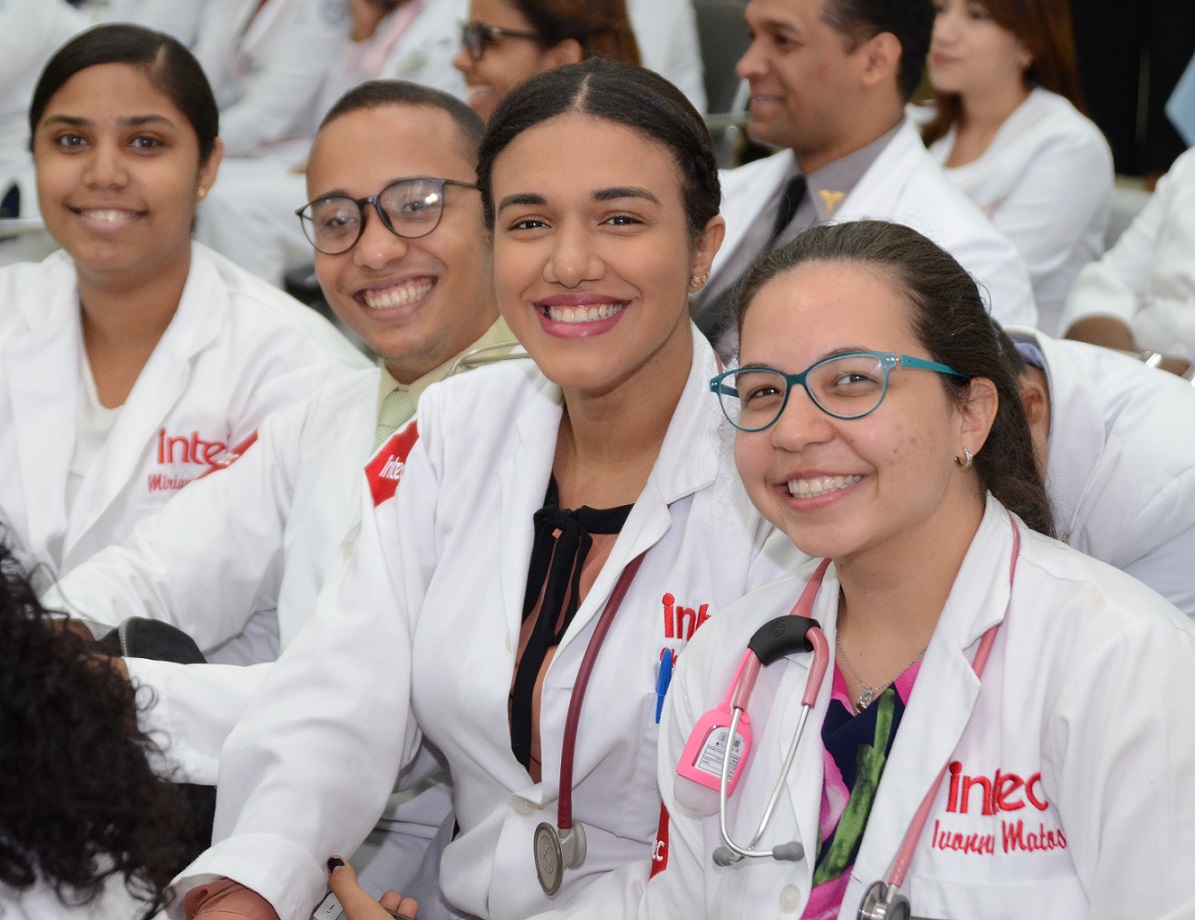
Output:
(1016, 329), (1105, 545)
(833, 119), (924, 222)
(64, 245), (226, 563)
(784, 496), (1020, 892)
(497, 325), (724, 659)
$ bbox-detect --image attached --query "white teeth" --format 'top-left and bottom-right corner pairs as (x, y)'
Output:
(786, 475), (862, 499)
(82, 209), (135, 223)
(362, 279), (434, 310)
(545, 302), (625, 324)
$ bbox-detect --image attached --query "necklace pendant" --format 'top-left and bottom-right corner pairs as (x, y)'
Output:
(855, 686), (874, 713)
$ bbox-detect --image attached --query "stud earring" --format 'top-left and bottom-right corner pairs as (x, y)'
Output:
(955, 447), (973, 469)
(690, 271), (709, 289)
(197, 186), (208, 200)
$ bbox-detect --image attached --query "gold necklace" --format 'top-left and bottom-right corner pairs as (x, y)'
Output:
(835, 631), (927, 714)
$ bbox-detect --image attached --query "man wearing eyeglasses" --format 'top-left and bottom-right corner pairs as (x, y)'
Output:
(43, 80), (515, 916)
(692, 0), (1039, 360)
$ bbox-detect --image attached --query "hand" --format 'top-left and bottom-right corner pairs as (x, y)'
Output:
(346, 0), (391, 42)
(328, 857), (417, 920)
(185, 878), (280, 920)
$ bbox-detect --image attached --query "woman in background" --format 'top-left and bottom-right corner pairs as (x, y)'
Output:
(922, 0), (1113, 334)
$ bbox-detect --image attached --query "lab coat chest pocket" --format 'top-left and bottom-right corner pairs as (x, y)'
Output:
(909, 872), (1086, 918)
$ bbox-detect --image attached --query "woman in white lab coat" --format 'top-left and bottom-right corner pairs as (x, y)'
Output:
(643, 220), (1195, 920)
(0, 25), (365, 587)
(922, 0), (1112, 334)
(181, 59), (799, 920)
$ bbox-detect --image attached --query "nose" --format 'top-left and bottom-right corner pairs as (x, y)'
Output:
(82, 139), (128, 190)
(352, 205), (409, 270)
(736, 34), (766, 81)
(451, 43), (472, 76)
(542, 220), (602, 288)
(932, 5), (958, 42)
(769, 383), (835, 450)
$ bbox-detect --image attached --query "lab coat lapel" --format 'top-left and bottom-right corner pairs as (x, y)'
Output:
(833, 121), (922, 223)
(65, 251), (223, 560)
(848, 500), (1014, 894)
(498, 377), (561, 653)
(554, 327), (721, 656)
(4, 264), (80, 570)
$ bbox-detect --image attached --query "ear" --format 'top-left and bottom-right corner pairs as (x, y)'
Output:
(1017, 368), (1051, 478)
(688, 215), (726, 292)
(542, 38), (586, 70)
(958, 375), (999, 458)
(858, 31), (902, 91)
(197, 136), (224, 201)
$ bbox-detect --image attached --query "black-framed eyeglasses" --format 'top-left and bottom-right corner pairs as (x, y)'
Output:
(710, 352), (970, 432)
(459, 20), (542, 61)
(295, 177), (479, 255)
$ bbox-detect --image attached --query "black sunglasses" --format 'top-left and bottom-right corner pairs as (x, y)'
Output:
(459, 20), (542, 61)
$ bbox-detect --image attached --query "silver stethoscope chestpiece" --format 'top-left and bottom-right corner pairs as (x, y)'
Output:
(534, 820), (587, 897)
(858, 880), (911, 920)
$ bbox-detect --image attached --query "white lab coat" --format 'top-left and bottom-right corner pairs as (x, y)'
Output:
(177, 327), (801, 920)
(1060, 146), (1195, 359)
(627, 0), (706, 114)
(192, 0), (347, 158)
(192, 0), (467, 285)
(0, 242), (366, 587)
(713, 120), (1039, 329)
(99, 0), (204, 45)
(928, 89), (1113, 336)
(0, 0), (87, 217)
(645, 495), (1195, 920)
(1010, 329), (1195, 619)
(44, 367), (381, 678)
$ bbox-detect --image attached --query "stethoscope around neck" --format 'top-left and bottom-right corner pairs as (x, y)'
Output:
(531, 551), (648, 897)
(676, 515), (1021, 920)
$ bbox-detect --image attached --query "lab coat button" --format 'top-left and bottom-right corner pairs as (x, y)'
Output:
(513, 798), (535, 815)
(779, 884), (801, 912)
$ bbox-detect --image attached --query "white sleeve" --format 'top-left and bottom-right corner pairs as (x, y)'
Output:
(131, 658), (271, 785)
(41, 406), (299, 652)
(1059, 158), (1183, 333)
(629, 0), (707, 114)
(174, 420), (445, 920)
(217, 0), (345, 155)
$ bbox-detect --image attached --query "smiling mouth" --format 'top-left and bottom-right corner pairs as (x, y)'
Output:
(786, 475), (862, 498)
(540, 302), (626, 324)
(75, 207), (141, 223)
(359, 277), (435, 310)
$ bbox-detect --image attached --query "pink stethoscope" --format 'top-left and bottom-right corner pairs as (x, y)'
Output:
(677, 517), (1021, 920)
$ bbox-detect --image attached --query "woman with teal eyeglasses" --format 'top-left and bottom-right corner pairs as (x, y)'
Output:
(643, 220), (1195, 920)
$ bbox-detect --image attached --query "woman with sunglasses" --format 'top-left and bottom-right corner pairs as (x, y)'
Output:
(452, 0), (640, 123)
(0, 24), (363, 590)
(181, 59), (799, 920)
(643, 220), (1195, 920)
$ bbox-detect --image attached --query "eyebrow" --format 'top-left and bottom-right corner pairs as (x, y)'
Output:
(496, 186), (661, 214)
(39, 114), (179, 129)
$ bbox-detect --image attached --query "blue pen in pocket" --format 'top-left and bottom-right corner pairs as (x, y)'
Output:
(655, 648), (675, 724)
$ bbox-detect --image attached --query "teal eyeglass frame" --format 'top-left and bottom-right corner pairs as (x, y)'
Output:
(709, 351), (971, 431)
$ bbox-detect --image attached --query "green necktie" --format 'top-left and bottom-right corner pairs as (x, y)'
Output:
(373, 387), (416, 451)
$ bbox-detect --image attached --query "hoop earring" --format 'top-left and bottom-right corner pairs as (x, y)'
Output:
(955, 447), (973, 469)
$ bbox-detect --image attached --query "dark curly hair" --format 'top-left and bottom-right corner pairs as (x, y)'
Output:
(0, 538), (189, 917)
